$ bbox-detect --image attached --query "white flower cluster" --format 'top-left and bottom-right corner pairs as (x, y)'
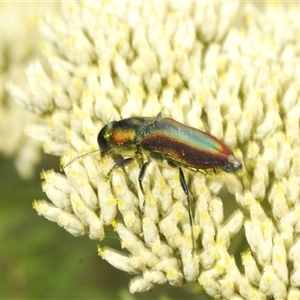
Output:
(8, 1), (300, 298)
(0, 3), (59, 178)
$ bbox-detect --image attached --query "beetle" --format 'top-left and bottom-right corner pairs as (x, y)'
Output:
(98, 112), (242, 251)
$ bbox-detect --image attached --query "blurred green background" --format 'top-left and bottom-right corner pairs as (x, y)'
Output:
(0, 155), (205, 299)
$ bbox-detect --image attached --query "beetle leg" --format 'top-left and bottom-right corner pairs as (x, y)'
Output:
(177, 167), (195, 252)
(167, 161), (195, 252)
(106, 157), (135, 180)
(138, 161), (150, 214)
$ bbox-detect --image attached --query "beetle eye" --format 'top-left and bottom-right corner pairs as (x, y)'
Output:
(98, 121), (116, 154)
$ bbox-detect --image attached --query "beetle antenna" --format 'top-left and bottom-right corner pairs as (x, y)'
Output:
(60, 149), (100, 171)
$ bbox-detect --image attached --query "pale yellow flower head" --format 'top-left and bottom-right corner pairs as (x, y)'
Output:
(8, 1), (300, 298)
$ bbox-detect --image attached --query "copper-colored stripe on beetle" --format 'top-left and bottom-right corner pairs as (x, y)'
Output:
(98, 113), (242, 252)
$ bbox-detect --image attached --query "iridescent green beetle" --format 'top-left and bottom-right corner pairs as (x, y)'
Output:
(98, 112), (242, 251)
